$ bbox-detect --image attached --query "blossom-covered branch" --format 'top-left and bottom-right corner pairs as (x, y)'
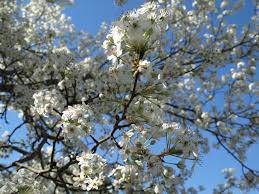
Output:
(0, 0), (258, 193)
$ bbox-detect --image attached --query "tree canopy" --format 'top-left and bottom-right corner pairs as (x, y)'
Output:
(0, 0), (258, 193)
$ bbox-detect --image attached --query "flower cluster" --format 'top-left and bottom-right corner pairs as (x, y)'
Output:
(103, 2), (168, 62)
(32, 89), (65, 116)
(162, 122), (199, 158)
(73, 153), (107, 191)
(110, 164), (145, 192)
(61, 104), (93, 138)
(0, 0), (258, 193)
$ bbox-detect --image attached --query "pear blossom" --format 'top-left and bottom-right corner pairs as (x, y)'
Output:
(61, 104), (93, 138)
(0, 0), (258, 193)
(73, 153), (107, 191)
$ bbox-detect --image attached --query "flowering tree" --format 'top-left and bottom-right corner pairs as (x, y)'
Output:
(0, 0), (258, 193)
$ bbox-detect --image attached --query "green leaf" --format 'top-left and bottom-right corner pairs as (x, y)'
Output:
(17, 185), (34, 194)
(143, 28), (154, 40)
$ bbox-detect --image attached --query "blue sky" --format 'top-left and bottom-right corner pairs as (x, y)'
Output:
(64, 0), (143, 34)
(0, 0), (258, 193)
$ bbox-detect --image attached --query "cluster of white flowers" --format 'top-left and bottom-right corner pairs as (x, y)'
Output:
(61, 104), (93, 138)
(162, 122), (180, 132)
(0, 167), (55, 194)
(110, 164), (145, 192)
(163, 122), (199, 158)
(196, 112), (211, 128)
(73, 153), (107, 191)
(107, 62), (133, 85)
(32, 89), (66, 116)
(0, 0), (258, 193)
(137, 59), (152, 74)
(131, 98), (163, 125)
(103, 2), (168, 62)
(226, 168), (259, 192)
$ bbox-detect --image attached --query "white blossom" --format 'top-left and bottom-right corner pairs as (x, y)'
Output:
(61, 104), (93, 139)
